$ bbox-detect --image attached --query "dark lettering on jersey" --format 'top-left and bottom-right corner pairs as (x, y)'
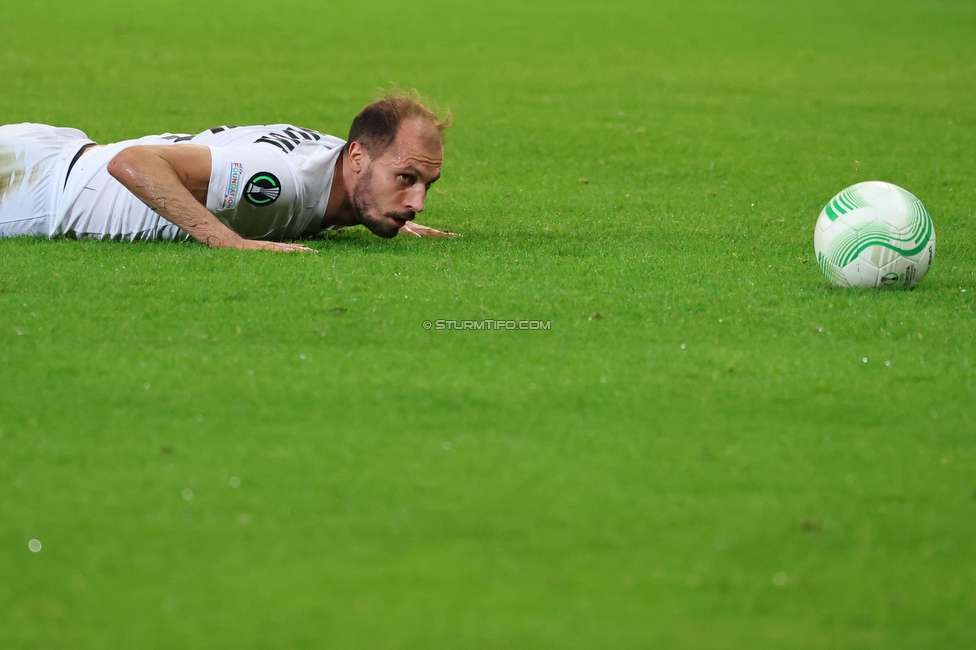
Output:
(255, 126), (323, 153)
(208, 125), (240, 134)
(160, 134), (194, 143)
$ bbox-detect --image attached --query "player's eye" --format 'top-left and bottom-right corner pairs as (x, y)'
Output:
(398, 174), (415, 185)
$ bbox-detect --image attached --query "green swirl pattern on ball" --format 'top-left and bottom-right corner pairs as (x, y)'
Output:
(824, 186), (870, 221)
(822, 187), (933, 268)
(817, 252), (848, 286)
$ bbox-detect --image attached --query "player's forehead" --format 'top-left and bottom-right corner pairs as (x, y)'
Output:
(379, 117), (443, 171)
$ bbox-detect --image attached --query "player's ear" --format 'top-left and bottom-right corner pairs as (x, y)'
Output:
(347, 141), (369, 173)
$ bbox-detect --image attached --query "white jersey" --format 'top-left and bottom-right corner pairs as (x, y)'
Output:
(58, 125), (345, 241)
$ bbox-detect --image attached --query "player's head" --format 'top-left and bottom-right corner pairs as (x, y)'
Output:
(344, 90), (451, 238)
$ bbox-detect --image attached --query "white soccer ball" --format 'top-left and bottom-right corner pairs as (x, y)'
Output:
(814, 181), (936, 288)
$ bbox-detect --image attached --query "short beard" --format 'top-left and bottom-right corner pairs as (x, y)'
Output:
(352, 166), (414, 238)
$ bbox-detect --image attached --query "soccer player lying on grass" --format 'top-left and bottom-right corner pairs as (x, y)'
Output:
(0, 92), (454, 251)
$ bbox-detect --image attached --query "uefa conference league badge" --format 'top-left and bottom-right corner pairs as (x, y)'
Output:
(243, 172), (281, 206)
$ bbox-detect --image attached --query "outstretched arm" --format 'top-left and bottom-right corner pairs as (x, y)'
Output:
(107, 145), (315, 252)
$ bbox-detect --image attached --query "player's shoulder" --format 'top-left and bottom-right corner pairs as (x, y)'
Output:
(190, 124), (345, 153)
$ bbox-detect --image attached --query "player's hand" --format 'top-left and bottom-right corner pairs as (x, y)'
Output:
(398, 222), (459, 238)
(253, 241), (318, 253)
(214, 236), (317, 253)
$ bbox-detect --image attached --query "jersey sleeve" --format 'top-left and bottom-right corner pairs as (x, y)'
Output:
(205, 145), (306, 240)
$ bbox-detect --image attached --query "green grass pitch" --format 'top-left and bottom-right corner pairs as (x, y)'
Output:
(2, 0), (975, 647)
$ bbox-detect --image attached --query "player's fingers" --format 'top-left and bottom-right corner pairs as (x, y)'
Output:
(278, 243), (317, 253)
(253, 241), (312, 253)
(235, 240), (315, 252)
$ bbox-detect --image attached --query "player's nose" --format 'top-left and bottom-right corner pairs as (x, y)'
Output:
(406, 186), (426, 213)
